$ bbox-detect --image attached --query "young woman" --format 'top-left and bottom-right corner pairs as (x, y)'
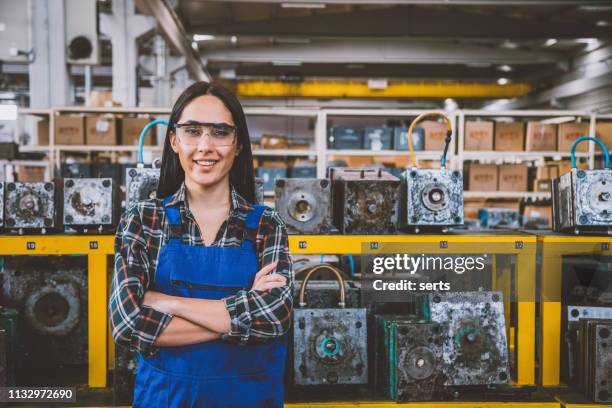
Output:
(109, 81), (293, 407)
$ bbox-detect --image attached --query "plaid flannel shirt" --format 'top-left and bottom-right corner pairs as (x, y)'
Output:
(109, 183), (294, 356)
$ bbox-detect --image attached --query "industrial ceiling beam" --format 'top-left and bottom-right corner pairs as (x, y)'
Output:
(202, 40), (562, 65)
(137, 0), (210, 81)
(235, 80), (531, 99)
(193, 5), (612, 39)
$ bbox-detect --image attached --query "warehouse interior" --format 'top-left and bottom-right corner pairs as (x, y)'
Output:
(1, 0), (612, 407)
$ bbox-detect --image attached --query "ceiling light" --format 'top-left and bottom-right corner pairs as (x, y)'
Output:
(596, 20), (610, 27)
(191, 41), (198, 51)
(545, 38), (557, 47)
(497, 78), (509, 85)
(500, 40), (518, 49)
(281, 2), (326, 8)
(230, 36), (238, 44)
(0, 104), (18, 120)
(444, 98), (458, 111)
(193, 34), (215, 41)
(271, 61), (302, 66)
(497, 65), (513, 72)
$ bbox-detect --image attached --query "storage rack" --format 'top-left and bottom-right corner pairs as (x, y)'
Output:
(14, 108), (607, 199)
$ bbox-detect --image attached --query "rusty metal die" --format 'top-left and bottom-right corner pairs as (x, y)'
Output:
(4, 182), (58, 231)
(552, 169), (612, 234)
(275, 178), (333, 234)
(255, 177), (264, 204)
(293, 264), (368, 385)
(564, 306), (612, 383)
(428, 291), (510, 386)
(389, 320), (449, 402)
(330, 167), (399, 234)
(125, 167), (159, 208)
(578, 318), (612, 403)
(399, 168), (464, 230)
(24, 283), (80, 336)
(114, 343), (138, 405)
(0, 258), (88, 366)
(63, 178), (117, 228)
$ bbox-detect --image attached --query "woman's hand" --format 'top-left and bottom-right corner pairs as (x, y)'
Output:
(251, 261), (286, 292)
(143, 290), (177, 315)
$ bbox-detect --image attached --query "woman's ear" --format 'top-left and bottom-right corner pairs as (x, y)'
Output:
(170, 132), (179, 154)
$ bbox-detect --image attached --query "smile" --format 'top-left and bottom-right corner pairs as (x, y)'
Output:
(193, 159), (218, 167)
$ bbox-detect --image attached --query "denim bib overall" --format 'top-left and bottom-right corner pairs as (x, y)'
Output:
(132, 198), (287, 407)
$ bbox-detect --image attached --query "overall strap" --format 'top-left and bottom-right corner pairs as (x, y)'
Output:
(242, 205), (266, 246)
(162, 196), (182, 241)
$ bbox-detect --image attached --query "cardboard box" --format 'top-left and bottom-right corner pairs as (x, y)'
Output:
(558, 122), (589, 152)
(468, 163), (497, 191)
(86, 115), (118, 145)
(536, 164), (560, 180)
(464, 120), (494, 151)
(121, 117), (154, 146)
(558, 158), (589, 175)
(55, 115), (85, 145)
(498, 164), (528, 191)
(258, 159), (287, 168)
(261, 134), (288, 149)
(0, 143), (17, 159)
(596, 122), (612, 148)
(421, 120), (448, 151)
(37, 119), (49, 145)
(494, 122), (524, 151)
(288, 142), (310, 150)
(533, 179), (552, 192)
(526, 122), (557, 151)
(17, 166), (46, 182)
(89, 90), (121, 108)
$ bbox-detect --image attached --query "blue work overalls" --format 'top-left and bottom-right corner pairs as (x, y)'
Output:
(132, 197), (288, 407)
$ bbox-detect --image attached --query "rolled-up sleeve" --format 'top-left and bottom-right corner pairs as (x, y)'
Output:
(222, 210), (294, 345)
(109, 205), (173, 356)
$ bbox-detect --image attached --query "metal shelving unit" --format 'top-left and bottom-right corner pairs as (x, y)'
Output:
(13, 107), (604, 199)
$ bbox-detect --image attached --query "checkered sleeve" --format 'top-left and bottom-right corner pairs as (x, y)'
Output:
(109, 205), (173, 356)
(222, 208), (294, 345)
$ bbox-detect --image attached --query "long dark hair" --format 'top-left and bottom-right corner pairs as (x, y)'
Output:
(157, 81), (257, 203)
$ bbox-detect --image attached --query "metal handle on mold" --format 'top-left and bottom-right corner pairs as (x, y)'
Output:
(298, 264), (346, 308)
(570, 136), (610, 169)
(138, 119), (169, 164)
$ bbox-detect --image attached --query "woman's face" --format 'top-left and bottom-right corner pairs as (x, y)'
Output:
(170, 94), (239, 189)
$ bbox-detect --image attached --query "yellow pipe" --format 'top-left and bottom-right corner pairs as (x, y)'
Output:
(406, 112), (453, 168)
(236, 81), (531, 99)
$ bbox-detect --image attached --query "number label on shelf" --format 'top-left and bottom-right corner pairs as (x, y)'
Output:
(26, 242), (35, 250)
(89, 241), (98, 250)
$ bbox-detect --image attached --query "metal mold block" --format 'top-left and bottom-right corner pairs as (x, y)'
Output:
(400, 168), (464, 230)
(330, 167), (399, 234)
(553, 169), (612, 234)
(593, 322), (612, 403)
(255, 178), (264, 204)
(429, 291), (510, 386)
(275, 178), (333, 234)
(125, 167), (160, 208)
(389, 320), (448, 402)
(293, 308), (368, 385)
(63, 178), (116, 227)
(565, 306), (612, 382)
(4, 182), (57, 230)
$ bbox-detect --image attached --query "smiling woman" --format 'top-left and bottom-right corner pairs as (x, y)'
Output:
(108, 81), (294, 408)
